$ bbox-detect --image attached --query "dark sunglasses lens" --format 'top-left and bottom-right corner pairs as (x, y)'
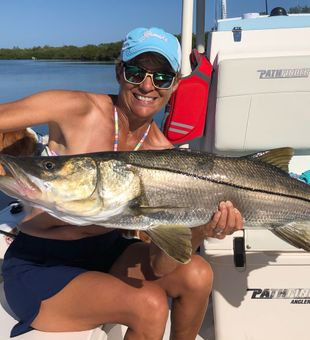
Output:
(153, 73), (174, 89)
(124, 65), (145, 84)
(124, 64), (175, 89)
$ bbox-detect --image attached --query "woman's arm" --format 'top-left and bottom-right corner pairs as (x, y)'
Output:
(0, 90), (92, 132)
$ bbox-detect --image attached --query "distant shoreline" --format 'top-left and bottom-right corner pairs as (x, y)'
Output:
(0, 58), (116, 64)
(0, 41), (123, 62)
(35, 59), (115, 64)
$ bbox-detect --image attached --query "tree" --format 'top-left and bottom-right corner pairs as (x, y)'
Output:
(289, 6), (310, 13)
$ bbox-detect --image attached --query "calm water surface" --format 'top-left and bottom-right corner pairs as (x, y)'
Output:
(0, 60), (165, 208)
(0, 60), (120, 134)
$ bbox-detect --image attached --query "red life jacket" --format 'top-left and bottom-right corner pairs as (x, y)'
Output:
(163, 49), (213, 144)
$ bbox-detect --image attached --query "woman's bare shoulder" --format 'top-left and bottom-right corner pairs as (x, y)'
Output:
(41, 90), (111, 107)
(89, 93), (115, 110)
(49, 91), (114, 120)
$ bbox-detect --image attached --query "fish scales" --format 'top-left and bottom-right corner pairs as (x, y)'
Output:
(113, 150), (310, 201)
(1, 147), (310, 263)
(108, 166), (310, 230)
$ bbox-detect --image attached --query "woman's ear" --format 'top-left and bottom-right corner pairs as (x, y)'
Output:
(171, 74), (181, 93)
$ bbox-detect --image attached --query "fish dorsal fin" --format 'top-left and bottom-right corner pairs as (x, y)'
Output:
(247, 147), (294, 173)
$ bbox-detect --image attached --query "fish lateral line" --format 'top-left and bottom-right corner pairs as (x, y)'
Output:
(204, 177), (310, 204)
(129, 163), (310, 204)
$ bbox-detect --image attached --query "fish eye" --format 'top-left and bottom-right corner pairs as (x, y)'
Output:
(43, 161), (55, 170)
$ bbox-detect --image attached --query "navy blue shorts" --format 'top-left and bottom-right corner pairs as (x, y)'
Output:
(2, 230), (139, 337)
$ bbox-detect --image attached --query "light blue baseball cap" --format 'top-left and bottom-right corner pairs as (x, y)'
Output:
(121, 27), (181, 73)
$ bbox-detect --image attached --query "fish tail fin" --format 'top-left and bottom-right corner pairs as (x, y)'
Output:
(145, 225), (192, 264)
(272, 221), (310, 251)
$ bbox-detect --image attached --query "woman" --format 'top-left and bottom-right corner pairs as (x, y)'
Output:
(0, 27), (243, 340)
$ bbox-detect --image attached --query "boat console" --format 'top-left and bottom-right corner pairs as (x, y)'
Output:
(198, 9), (310, 340)
(203, 12), (310, 174)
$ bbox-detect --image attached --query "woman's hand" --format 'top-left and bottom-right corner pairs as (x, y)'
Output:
(205, 201), (243, 239)
(191, 201), (243, 250)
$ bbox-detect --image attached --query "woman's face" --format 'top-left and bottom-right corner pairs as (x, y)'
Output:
(116, 53), (179, 121)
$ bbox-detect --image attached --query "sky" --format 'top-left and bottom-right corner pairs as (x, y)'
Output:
(0, 0), (309, 48)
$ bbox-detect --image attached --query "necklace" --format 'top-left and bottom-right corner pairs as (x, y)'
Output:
(114, 107), (151, 151)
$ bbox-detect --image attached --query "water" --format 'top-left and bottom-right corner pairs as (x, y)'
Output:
(0, 60), (165, 209)
(0, 60), (165, 133)
(0, 60), (121, 135)
(0, 60), (120, 96)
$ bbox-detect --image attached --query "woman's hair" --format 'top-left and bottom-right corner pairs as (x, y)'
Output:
(117, 52), (180, 76)
(132, 52), (176, 74)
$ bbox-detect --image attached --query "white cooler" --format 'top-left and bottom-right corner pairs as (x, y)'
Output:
(202, 229), (310, 340)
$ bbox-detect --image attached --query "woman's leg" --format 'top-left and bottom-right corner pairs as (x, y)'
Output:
(32, 265), (169, 340)
(32, 239), (212, 340)
(158, 255), (213, 340)
(110, 242), (214, 340)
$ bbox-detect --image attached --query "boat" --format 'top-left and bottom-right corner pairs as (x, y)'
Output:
(172, 2), (310, 340)
(1, 1), (310, 339)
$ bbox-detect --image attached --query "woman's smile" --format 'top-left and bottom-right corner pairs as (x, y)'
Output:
(133, 93), (157, 104)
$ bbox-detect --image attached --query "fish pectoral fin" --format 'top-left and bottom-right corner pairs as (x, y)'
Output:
(247, 147), (294, 173)
(145, 225), (192, 264)
(271, 221), (310, 251)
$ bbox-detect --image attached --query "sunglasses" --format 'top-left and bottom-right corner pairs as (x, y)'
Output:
(122, 63), (176, 90)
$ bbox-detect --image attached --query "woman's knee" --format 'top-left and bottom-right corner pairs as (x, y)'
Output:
(179, 255), (214, 293)
(131, 283), (169, 327)
(124, 284), (169, 338)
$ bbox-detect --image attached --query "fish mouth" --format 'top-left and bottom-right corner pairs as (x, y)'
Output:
(0, 157), (41, 200)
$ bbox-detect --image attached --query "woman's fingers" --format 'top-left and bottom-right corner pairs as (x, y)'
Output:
(211, 201), (243, 239)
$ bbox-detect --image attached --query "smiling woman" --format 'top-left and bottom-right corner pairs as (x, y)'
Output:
(0, 25), (243, 340)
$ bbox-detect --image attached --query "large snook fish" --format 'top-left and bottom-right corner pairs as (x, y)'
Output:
(0, 147), (310, 263)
